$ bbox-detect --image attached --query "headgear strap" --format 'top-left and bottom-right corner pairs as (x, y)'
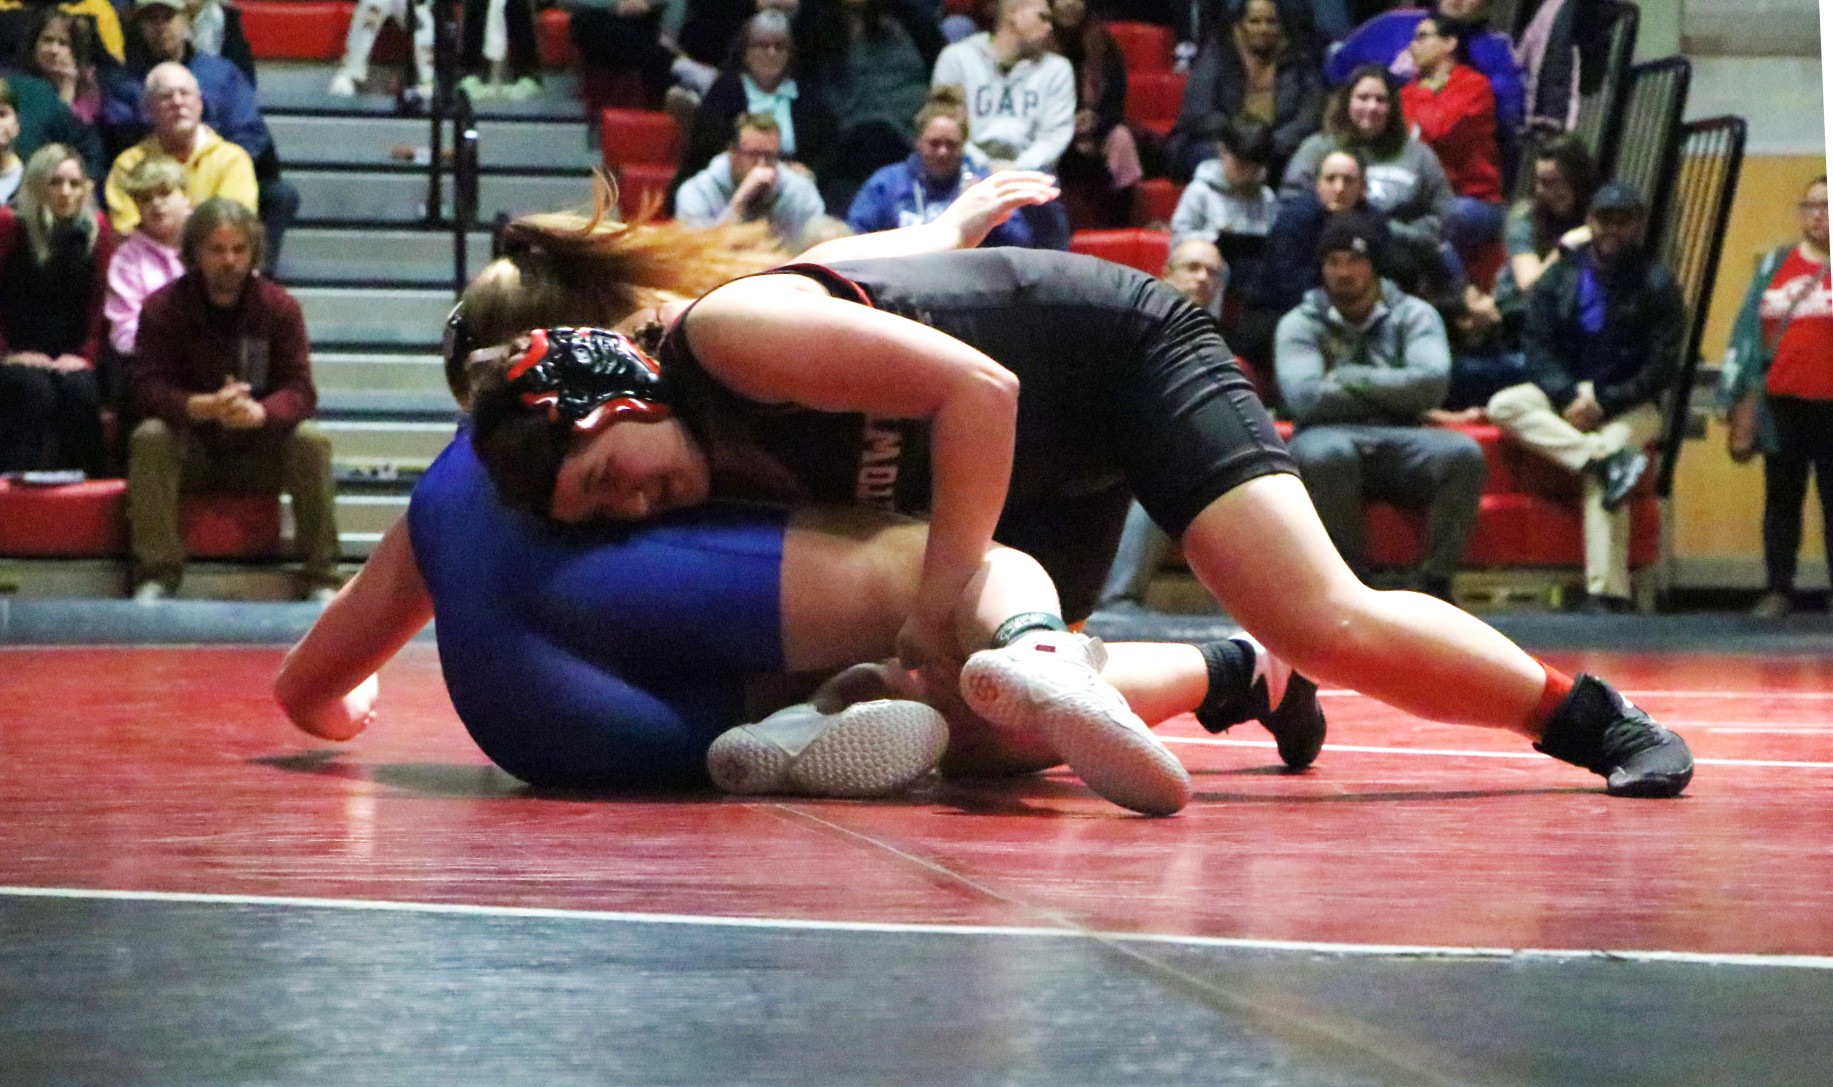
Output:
(506, 327), (674, 431)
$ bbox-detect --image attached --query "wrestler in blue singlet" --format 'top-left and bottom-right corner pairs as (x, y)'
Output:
(407, 429), (789, 789)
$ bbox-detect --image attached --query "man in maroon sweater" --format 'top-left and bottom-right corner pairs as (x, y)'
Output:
(126, 197), (338, 602)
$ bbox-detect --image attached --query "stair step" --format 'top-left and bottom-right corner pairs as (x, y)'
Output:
(314, 351), (448, 394)
(270, 114), (435, 166)
(320, 418), (457, 462)
(277, 227), (493, 286)
(296, 285), (453, 346)
(271, 115), (597, 171)
(290, 169), (595, 225)
(259, 62), (587, 120)
(319, 388), (455, 416)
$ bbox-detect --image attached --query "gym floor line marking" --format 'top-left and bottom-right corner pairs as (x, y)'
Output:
(5, 886), (1830, 971)
(1169, 737), (1833, 769)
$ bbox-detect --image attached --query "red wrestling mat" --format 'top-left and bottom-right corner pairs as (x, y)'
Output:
(3, 644), (1830, 958)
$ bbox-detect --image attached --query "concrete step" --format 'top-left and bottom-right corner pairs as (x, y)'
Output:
(270, 114), (436, 167)
(313, 491), (409, 542)
(0, 558), (373, 601)
(295, 285), (452, 346)
(277, 227), (492, 286)
(290, 168), (594, 225)
(320, 418), (457, 465)
(272, 115), (597, 171)
(259, 61), (586, 120)
(313, 351), (448, 394)
(319, 388), (454, 416)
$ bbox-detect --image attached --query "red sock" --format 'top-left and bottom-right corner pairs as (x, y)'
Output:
(1527, 663), (1575, 735)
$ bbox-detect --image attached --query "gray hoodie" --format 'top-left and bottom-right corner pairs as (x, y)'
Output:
(1274, 279), (1451, 426)
(1168, 158), (1278, 247)
(675, 151), (827, 243)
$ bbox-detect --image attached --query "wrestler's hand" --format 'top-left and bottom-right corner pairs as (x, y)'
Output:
(809, 660), (925, 713)
(938, 171), (1060, 248)
(287, 673), (379, 742)
(897, 612), (965, 707)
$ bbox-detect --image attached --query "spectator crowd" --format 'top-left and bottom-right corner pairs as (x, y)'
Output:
(0, 0), (326, 601)
(0, 1), (1780, 614)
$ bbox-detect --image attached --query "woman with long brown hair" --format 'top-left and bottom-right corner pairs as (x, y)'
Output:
(1280, 64), (1456, 257)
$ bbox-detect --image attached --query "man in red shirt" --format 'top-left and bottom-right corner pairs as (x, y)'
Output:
(125, 197), (338, 602)
(1400, 14), (1503, 267)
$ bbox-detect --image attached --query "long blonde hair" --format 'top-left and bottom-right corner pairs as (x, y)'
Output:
(16, 143), (97, 265)
(451, 171), (786, 400)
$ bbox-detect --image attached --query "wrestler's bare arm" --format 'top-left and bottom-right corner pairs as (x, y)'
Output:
(273, 519), (435, 741)
(795, 171), (1059, 264)
(686, 278), (1018, 676)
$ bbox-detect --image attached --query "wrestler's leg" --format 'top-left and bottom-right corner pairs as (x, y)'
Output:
(1183, 473), (1545, 733)
(1179, 473), (1693, 796)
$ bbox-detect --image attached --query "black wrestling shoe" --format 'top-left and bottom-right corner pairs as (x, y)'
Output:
(1595, 448), (1648, 512)
(1195, 634), (1326, 771)
(1533, 674), (1693, 797)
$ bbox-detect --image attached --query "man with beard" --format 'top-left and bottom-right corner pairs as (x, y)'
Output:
(1485, 182), (1683, 613)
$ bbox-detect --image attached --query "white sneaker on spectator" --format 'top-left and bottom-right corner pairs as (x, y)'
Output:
(327, 72), (360, 97)
(132, 582), (170, 605)
(707, 699), (948, 799)
(960, 632), (1191, 815)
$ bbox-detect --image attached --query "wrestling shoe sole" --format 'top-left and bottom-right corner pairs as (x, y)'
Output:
(707, 699), (949, 799)
(960, 652), (1191, 816)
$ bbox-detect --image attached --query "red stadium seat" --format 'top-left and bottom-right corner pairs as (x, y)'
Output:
(241, 1), (353, 62)
(614, 163), (675, 219)
(1068, 228), (1170, 276)
(1131, 177), (1179, 226)
(581, 66), (651, 114)
(0, 482), (282, 559)
(181, 495), (285, 559)
(0, 479), (127, 556)
(538, 7), (577, 68)
(1105, 20), (1175, 73)
(600, 109), (681, 170)
(1124, 70), (1185, 141)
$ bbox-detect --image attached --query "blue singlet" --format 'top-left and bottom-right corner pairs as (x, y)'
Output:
(406, 430), (788, 789)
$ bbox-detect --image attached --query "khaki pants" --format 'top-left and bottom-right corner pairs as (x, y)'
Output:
(127, 418), (340, 592)
(1486, 383), (1662, 599)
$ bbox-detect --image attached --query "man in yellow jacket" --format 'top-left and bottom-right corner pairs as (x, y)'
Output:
(103, 62), (254, 233)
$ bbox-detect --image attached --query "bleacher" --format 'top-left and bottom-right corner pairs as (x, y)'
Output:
(0, 0), (1749, 608)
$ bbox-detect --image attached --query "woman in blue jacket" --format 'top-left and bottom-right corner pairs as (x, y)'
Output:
(845, 86), (1034, 247)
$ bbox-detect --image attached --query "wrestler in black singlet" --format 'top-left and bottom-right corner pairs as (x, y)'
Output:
(660, 248), (1297, 619)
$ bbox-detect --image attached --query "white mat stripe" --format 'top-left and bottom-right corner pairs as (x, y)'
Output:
(3, 885), (1830, 970)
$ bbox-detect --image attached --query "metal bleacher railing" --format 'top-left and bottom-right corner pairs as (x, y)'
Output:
(1609, 56), (1692, 243)
(1653, 115), (1747, 499)
(1570, 0), (1640, 174)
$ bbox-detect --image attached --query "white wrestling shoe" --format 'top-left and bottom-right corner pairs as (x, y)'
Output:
(706, 699), (949, 799)
(960, 632), (1191, 816)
